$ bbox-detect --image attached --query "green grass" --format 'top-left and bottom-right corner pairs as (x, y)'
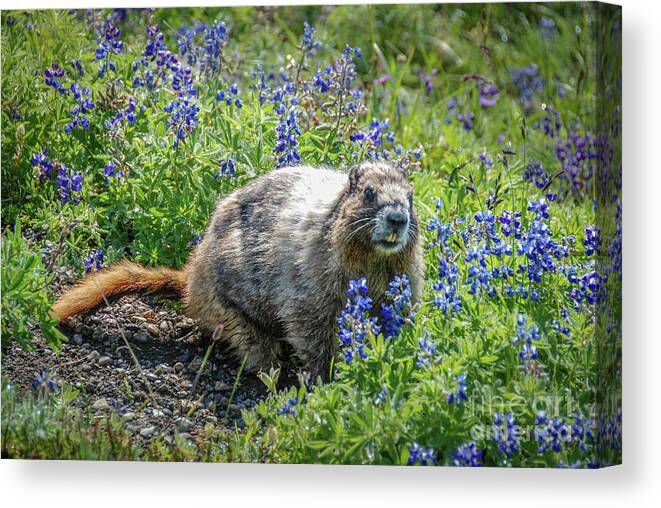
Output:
(1, 4), (621, 467)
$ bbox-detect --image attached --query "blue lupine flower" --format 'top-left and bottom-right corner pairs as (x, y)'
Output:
(177, 25), (199, 65)
(44, 63), (68, 95)
(583, 225), (601, 256)
(55, 165), (83, 204)
(84, 249), (104, 273)
(408, 443), (437, 465)
(513, 314), (542, 373)
(509, 63), (543, 107)
(164, 94), (200, 148)
(448, 372), (468, 405)
(479, 84), (498, 108)
(277, 396), (299, 417)
(337, 277), (380, 364)
(379, 274), (414, 338)
(64, 83), (94, 134)
(202, 20), (228, 74)
(105, 96), (139, 133)
(214, 157), (237, 179)
(94, 19), (124, 78)
(523, 160), (550, 189)
(416, 333), (437, 368)
(30, 148), (54, 181)
(302, 21), (321, 52)
(216, 83), (242, 108)
(102, 161), (122, 185)
(274, 107), (301, 167)
(32, 370), (57, 397)
(492, 412), (520, 457)
(453, 442), (484, 466)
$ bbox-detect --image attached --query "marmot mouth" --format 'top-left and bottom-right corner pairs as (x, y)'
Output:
(376, 237), (405, 252)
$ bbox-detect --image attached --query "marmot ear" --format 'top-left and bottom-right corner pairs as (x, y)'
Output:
(348, 164), (365, 192)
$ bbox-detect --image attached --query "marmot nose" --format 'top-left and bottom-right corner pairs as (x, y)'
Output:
(386, 210), (408, 229)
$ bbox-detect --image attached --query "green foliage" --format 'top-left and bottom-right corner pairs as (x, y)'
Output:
(1, 222), (66, 352)
(1, 4), (621, 467)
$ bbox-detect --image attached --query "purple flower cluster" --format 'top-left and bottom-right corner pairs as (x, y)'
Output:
(415, 333), (437, 368)
(55, 165), (83, 204)
(302, 21), (321, 53)
(30, 148), (54, 181)
(492, 412), (520, 458)
(164, 94), (200, 148)
(337, 278), (380, 364)
(214, 157), (237, 179)
(512, 314), (541, 373)
(84, 249), (104, 273)
(216, 83), (242, 109)
(64, 83), (94, 134)
(277, 396), (299, 417)
(104, 96), (139, 134)
(453, 442), (484, 466)
(379, 274), (415, 339)
(32, 370), (58, 397)
(583, 225), (601, 256)
(94, 19), (124, 78)
(274, 107), (302, 167)
(202, 20), (229, 74)
(523, 160), (550, 190)
(447, 373), (468, 405)
(103, 161), (122, 185)
(509, 63), (543, 108)
(534, 411), (594, 455)
(44, 63), (68, 95)
(407, 443), (437, 465)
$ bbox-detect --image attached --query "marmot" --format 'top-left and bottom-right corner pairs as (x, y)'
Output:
(53, 162), (425, 379)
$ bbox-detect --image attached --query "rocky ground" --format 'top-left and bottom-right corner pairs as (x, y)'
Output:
(3, 284), (297, 444)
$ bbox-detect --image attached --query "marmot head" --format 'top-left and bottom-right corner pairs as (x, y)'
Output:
(341, 162), (418, 256)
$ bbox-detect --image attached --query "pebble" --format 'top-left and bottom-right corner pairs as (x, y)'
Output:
(159, 320), (171, 332)
(92, 329), (104, 341)
(72, 334), (83, 346)
(140, 426), (156, 438)
(173, 362), (184, 373)
(87, 350), (100, 362)
(92, 398), (110, 412)
(177, 432), (194, 441)
(145, 324), (160, 336)
(122, 412), (136, 421)
(98, 356), (112, 366)
(214, 381), (230, 392)
(178, 418), (192, 432)
(134, 331), (149, 343)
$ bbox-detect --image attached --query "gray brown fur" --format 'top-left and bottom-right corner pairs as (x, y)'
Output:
(183, 161), (424, 379)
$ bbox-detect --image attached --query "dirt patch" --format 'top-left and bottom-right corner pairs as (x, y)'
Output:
(2, 288), (298, 444)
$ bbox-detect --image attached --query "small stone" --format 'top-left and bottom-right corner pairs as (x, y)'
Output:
(177, 432), (194, 441)
(140, 426), (156, 438)
(92, 398), (110, 412)
(98, 356), (112, 366)
(122, 412), (136, 421)
(134, 331), (149, 343)
(72, 334), (83, 345)
(160, 320), (171, 332)
(173, 362), (184, 373)
(88, 350), (100, 362)
(152, 409), (165, 418)
(230, 404), (241, 413)
(92, 328), (104, 341)
(214, 381), (230, 392)
(145, 323), (160, 336)
(178, 418), (192, 432)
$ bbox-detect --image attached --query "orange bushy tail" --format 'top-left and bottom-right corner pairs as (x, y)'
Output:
(51, 261), (186, 322)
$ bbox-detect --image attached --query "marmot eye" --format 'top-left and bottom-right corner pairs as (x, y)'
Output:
(364, 187), (375, 202)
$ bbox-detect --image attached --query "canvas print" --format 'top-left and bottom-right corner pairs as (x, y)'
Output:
(1, 2), (621, 467)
